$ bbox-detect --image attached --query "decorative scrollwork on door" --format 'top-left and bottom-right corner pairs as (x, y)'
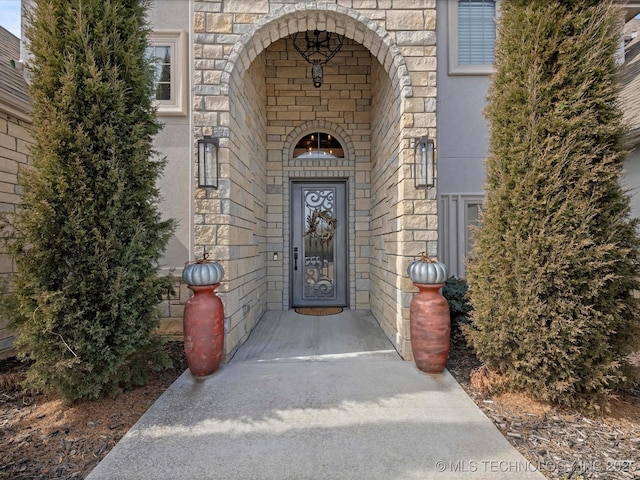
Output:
(303, 189), (336, 299)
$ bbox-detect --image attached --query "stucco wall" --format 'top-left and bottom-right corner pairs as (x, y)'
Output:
(434, 0), (489, 195)
(144, 0), (193, 338)
(148, 0), (191, 272)
(434, 0), (489, 277)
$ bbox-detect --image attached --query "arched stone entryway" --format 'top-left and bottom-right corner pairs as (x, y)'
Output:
(219, 4), (413, 99)
(192, 2), (437, 360)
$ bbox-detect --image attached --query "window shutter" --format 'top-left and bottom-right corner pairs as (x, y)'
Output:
(458, 0), (496, 65)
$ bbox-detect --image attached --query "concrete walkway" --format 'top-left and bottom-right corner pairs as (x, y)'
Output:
(86, 310), (546, 480)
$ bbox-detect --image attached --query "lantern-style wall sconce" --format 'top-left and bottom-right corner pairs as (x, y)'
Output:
(198, 136), (219, 188)
(414, 136), (435, 189)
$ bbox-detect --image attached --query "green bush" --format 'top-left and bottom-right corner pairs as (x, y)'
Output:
(442, 277), (473, 332)
(2, 0), (175, 402)
(465, 0), (640, 411)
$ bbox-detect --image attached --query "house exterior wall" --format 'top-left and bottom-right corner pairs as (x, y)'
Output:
(435, 0), (489, 278)
(191, 1), (438, 359)
(370, 56), (414, 354)
(143, 0), (193, 338)
(146, 2), (191, 270)
(0, 112), (32, 358)
(218, 54), (269, 353)
(0, 8), (32, 358)
(8, 0), (638, 361)
(435, 2), (640, 279)
(13, 0), (438, 360)
(622, 147), (640, 219)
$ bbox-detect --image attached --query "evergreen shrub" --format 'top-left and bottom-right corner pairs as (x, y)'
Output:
(442, 277), (473, 333)
(2, 0), (175, 402)
(465, 0), (640, 410)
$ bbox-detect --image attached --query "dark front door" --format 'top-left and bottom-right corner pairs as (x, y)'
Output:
(291, 181), (347, 307)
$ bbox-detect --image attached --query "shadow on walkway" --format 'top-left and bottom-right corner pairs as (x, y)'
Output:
(86, 310), (545, 480)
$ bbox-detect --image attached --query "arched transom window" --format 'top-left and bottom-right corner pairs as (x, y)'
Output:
(293, 132), (345, 159)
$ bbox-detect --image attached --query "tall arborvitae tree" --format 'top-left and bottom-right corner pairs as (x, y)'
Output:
(5, 0), (174, 402)
(466, 0), (640, 410)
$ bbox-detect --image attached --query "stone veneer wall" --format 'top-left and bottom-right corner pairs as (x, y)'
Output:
(369, 54), (437, 357)
(369, 58), (404, 352)
(264, 36), (371, 310)
(0, 112), (33, 358)
(193, 0), (437, 359)
(226, 55), (268, 354)
(193, 52), (269, 359)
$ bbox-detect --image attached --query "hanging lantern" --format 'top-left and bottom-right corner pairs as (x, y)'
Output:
(312, 61), (323, 88)
(293, 30), (344, 88)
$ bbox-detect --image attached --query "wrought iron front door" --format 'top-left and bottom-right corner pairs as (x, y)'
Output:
(291, 181), (347, 307)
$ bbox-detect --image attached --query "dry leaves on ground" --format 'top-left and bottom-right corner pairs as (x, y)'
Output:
(0, 341), (186, 480)
(447, 333), (640, 480)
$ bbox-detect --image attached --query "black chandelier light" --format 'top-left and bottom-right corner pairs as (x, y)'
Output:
(293, 30), (344, 88)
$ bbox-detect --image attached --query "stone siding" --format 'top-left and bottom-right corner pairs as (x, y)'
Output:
(192, 0), (437, 359)
(193, 52), (269, 360)
(265, 37), (372, 311)
(0, 112), (33, 358)
(156, 276), (190, 339)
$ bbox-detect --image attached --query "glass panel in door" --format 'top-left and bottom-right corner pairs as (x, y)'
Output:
(291, 182), (347, 307)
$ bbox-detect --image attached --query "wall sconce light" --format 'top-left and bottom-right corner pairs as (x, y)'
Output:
(197, 135), (219, 188)
(414, 136), (435, 189)
(273, 252), (278, 261)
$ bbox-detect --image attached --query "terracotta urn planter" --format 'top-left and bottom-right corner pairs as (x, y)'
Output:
(407, 254), (450, 374)
(182, 257), (225, 376)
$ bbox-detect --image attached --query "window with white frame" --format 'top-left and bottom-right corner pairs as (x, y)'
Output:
(448, 0), (497, 75)
(146, 30), (187, 116)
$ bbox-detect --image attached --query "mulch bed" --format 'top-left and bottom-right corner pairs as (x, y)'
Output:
(0, 341), (187, 480)
(447, 332), (640, 480)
